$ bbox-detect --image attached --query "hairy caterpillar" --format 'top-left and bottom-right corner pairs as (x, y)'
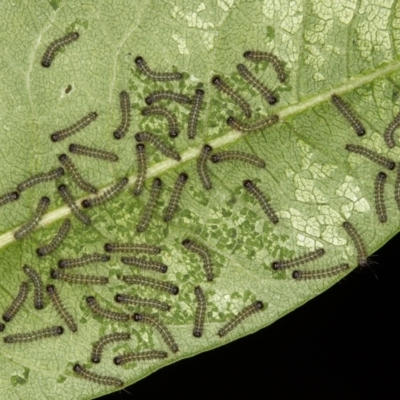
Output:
(134, 56), (182, 81)
(91, 332), (131, 363)
(22, 265), (44, 310)
(383, 110), (400, 148)
(0, 191), (19, 208)
(135, 132), (181, 161)
(345, 144), (395, 170)
(36, 219), (71, 257)
(57, 184), (91, 225)
(121, 257), (167, 273)
(73, 364), (123, 387)
(4, 326), (64, 343)
(145, 91), (192, 106)
(81, 177), (128, 208)
(374, 172), (387, 223)
(182, 239), (214, 282)
(50, 112), (98, 142)
(114, 350), (168, 365)
(193, 286), (206, 338)
(113, 91), (131, 140)
(227, 115), (279, 133)
(243, 51), (287, 83)
(342, 221), (368, 267)
(210, 151), (265, 168)
(133, 144), (147, 196)
(120, 275), (179, 295)
(271, 248), (325, 270)
(141, 107), (180, 138)
(50, 269), (108, 285)
(104, 243), (161, 254)
(41, 32), (79, 68)
(17, 167), (64, 192)
(69, 143), (118, 162)
(58, 253), (110, 269)
(197, 144), (213, 190)
(292, 264), (350, 280)
(2, 282), (29, 322)
(187, 89), (204, 139)
(136, 178), (162, 233)
(86, 296), (130, 321)
(331, 94), (365, 136)
(163, 172), (189, 222)
(114, 294), (171, 312)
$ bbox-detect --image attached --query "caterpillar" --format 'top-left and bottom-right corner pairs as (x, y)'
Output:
(50, 269), (108, 285)
(4, 326), (64, 344)
(243, 51), (287, 83)
(237, 64), (277, 104)
(50, 112), (98, 142)
(46, 284), (77, 332)
(69, 143), (118, 162)
(14, 197), (50, 240)
(133, 144), (147, 196)
(217, 301), (264, 337)
(145, 91), (192, 106)
(113, 91), (131, 140)
(187, 89), (204, 139)
(58, 253), (110, 269)
(41, 32), (79, 68)
(345, 144), (395, 170)
(91, 332), (131, 363)
(141, 107), (180, 138)
(163, 172), (189, 222)
(243, 180), (279, 224)
(292, 264), (350, 280)
(81, 177), (128, 208)
(210, 151), (265, 168)
(395, 164), (400, 210)
(0, 323), (4, 332)
(121, 257), (168, 273)
(193, 286), (206, 338)
(2, 282), (29, 322)
(134, 56), (182, 81)
(383, 110), (400, 148)
(36, 219), (71, 257)
(136, 178), (163, 233)
(211, 75), (252, 118)
(331, 94), (365, 136)
(120, 275), (179, 295)
(73, 364), (123, 387)
(114, 350), (168, 366)
(133, 313), (179, 353)
(57, 184), (91, 225)
(197, 144), (213, 190)
(86, 296), (130, 321)
(374, 172), (387, 223)
(135, 132), (181, 161)
(114, 294), (171, 312)
(17, 167), (64, 192)
(342, 221), (368, 267)
(22, 265), (44, 310)
(182, 239), (214, 282)
(271, 248), (325, 270)
(104, 243), (161, 254)
(0, 191), (19, 208)
(227, 115), (279, 133)
(59, 154), (97, 194)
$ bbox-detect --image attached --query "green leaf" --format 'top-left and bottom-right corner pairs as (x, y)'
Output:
(1, 1), (399, 399)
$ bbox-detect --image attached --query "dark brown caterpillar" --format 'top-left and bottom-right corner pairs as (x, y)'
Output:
(187, 89), (204, 139)
(46, 284), (77, 332)
(50, 269), (108, 285)
(227, 115), (279, 133)
(211, 75), (252, 118)
(0, 323), (5, 332)
(345, 144), (395, 170)
(121, 275), (179, 295)
(104, 243), (161, 254)
(57, 184), (91, 225)
(133, 144), (147, 196)
(292, 264), (350, 280)
(133, 313), (179, 353)
(271, 248), (325, 270)
(73, 364), (123, 387)
(81, 177), (128, 208)
(141, 107), (180, 138)
(383, 110), (400, 148)
(395, 164), (400, 210)
(211, 151), (265, 168)
(217, 301), (264, 337)
(243, 50), (287, 83)
(145, 91), (192, 106)
(113, 90), (131, 139)
(134, 56), (182, 81)
(2, 282), (29, 322)
(163, 172), (189, 222)
(41, 32), (79, 68)
(182, 239), (214, 281)
(135, 132), (181, 160)
(243, 180), (278, 224)
(193, 286), (206, 338)
(4, 326), (64, 343)
(374, 172), (387, 223)
(0, 191), (19, 208)
(69, 143), (118, 162)
(14, 197), (50, 240)
(91, 332), (131, 363)
(36, 219), (71, 257)
(115, 293), (171, 312)
(114, 350), (168, 365)
(86, 296), (130, 321)
(58, 253), (110, 269)
(22, 265), (44, 310)
(331, 94), (365, 136)
(17, 167), (64, 192)
(121, 257), (167, 273)
(197, 144), (213, 190)
(342, 221), (368, 267)
(50, 112), (98, 142)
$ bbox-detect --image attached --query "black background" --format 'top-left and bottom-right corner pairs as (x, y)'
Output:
(102, 234), (399, 400)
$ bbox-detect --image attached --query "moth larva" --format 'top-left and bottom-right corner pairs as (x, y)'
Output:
(73, 364), (123, 387)
(374, 172), (387, 223)
(197, 144), (213, 190)
(69, 143), (118, 162)
(134, 56), (182, 81)
(395, 164), (400, 210)
(114, 350), (168, 365)
(115, 294), (170, 312)
(187, 89), (204, 139)
(86, 296), (130, 321)
(46, 284), (77, 332)
(41, 32), (79, 68)
(0, 323), (4, 332)
(58, 253), (110, 269)
(50, 269), (108, 285)
(217, 301), (264, 337)
(271, 248), (325, 270)
(136, 178), (163, 233)
(14, 197), (50, 240)
(121, 275), (179, 295)
(210, 151), (265, 168)
(227, 115), (279, 133)
(104, 243), (161, 254)
(135, 132), (181, 161)
(2, 282), (29, 322)
(50, 112), (98, 142)
(383, 110), (400, 148)
(121, 257), (168, 273)
(331, 94), (365, 136)
(133, 144), (147, 196)
(243, 51), (287, 83)
(292, 263), (350, 280)
(17, 167), (64, 192)
(141, 107), (180, 138)
(81, 177), (128, 208)
(243, 180), (278, 224)
(145, 91), (192, 106)
(22, 265), (44, 310)
(91, 332), (131, 363)
(4, 326), (64, 343)
(345, 144), (395, 170)
(133, 313), (179, 353)
(342, 221), (368, 267)
(237, 64), (277, 104)
(57, 184), (91, 225)
(113, 91), (131, 140)
(0, 191), (19, 208)
(36, 219), (71, 257)
(182, 239), (214, 282)
(211, 75), (252, 118)
(193, 286), (206, 338)
(163, 172), (188, 222)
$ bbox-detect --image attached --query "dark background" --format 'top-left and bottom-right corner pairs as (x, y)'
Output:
(102, 233), (399, 400)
